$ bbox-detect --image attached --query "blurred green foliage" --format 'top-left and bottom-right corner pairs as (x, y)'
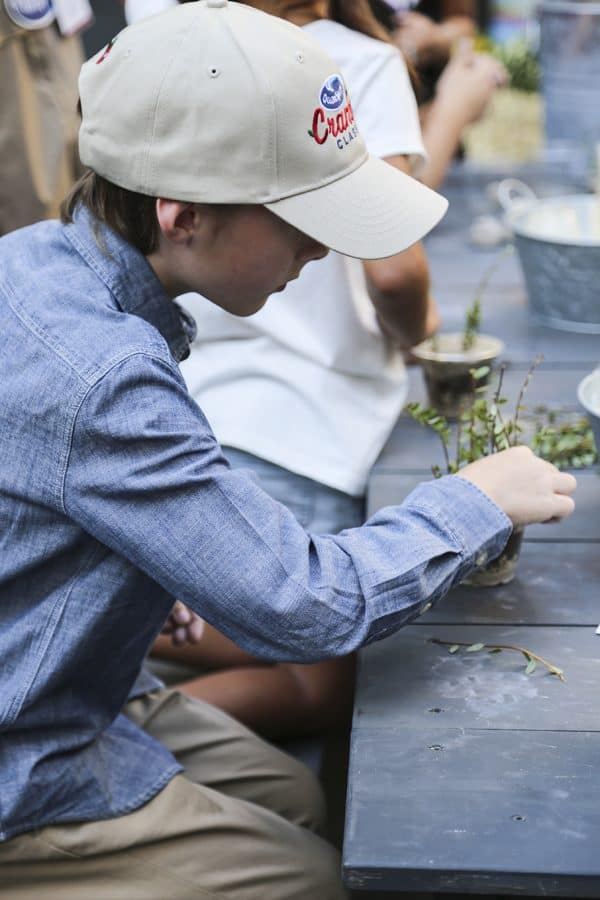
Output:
(474, 35), (540, 93)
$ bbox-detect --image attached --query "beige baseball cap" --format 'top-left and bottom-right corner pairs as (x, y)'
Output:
(79, 0), (447, 259)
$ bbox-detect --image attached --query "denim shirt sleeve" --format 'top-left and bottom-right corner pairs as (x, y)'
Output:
(63, 352), (512, 662)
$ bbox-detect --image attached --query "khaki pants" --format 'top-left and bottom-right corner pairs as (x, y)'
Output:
(0, 689), (346, 899)
(0, 9), (83, 235)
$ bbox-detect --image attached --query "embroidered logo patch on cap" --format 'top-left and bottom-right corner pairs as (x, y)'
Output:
(319, 75), (345, 111)
(4, 0), (55, 29)
(308, 73), (359, 150)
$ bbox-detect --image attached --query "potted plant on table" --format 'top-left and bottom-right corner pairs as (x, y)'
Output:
(407, 359), (597, 586)
(411, 250), (509, 419)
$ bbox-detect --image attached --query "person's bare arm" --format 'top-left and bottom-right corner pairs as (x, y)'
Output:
(394, 10), (475, 66)
(440, 0), (476, 19)
(418, 51), (507, 189)
(362, 155), (433, 348)
(434, 11), (476, 51)
(153, 618), (356, 738)
(179, 656), (356, 739)
(154, 618), (259, 668)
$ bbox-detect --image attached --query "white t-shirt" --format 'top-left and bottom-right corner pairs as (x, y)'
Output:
(181, 19), (426, 497)
(124, 0), (177, 25)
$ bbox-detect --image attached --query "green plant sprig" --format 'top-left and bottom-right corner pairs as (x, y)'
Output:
(512, 354), (542, 439)
(473, 35), (540, 93)
(462, 297), (481, 352)
(406, 366), (510, 477)
(462, 245), (514, 351)
(408, 357), (596, 476)
(405, 402), (453, 475)
(531, 411), (597, 469)
(430, 638), (565, 681)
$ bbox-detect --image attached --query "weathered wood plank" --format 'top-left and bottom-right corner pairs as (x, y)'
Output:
(416, 542), (600, 626)
(344, 726), (600, 896)
(353, 625), (600, 733)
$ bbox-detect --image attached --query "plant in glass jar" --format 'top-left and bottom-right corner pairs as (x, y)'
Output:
(407, 358), (597, 586)
(411, 248), (511, 419)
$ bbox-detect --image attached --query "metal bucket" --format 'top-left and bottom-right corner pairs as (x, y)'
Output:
(498, 179), (600, 333)
(540, 0), (600, 174)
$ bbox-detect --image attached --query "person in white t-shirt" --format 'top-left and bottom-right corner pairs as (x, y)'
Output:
(371, 0), (508, 190)
(149, 0), (440, 738)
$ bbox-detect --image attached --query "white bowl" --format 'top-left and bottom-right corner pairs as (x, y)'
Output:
(577, 368), (600, 451)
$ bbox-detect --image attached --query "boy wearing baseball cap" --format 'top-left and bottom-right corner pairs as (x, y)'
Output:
(0, 1), (575, 897)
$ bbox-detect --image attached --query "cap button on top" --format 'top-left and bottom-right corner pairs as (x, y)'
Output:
(207, 0), (227, 7)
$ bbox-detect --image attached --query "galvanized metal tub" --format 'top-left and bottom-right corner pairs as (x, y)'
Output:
(499, 180), (600, 333)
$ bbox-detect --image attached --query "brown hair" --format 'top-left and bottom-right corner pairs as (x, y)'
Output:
(235, 1), (418, 90)
(331, 1), (419, 91)
(236, 1), (391, 42)
(60, 170), (161, 256)
(328, 0), (391, 43)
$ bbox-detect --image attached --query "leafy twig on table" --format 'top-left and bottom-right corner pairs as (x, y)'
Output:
(430, 637), (565, 681)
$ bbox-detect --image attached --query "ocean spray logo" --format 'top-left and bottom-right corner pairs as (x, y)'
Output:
(308, 74), (359, 150)
(319, 75), (345, 112)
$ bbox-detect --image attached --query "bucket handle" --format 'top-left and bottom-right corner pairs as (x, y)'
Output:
(496, 179), (537, 216)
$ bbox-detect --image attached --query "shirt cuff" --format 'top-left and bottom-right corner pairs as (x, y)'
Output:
(404, 473), (513, 572)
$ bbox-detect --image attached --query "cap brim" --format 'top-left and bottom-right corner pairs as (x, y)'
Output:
(265, 154), (448, 260)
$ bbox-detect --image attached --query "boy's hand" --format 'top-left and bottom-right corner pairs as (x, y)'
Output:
(161, 600), (204, 646)
(457, 446), (576, 527)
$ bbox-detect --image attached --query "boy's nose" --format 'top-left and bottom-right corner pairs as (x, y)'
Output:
(302, 239), (329, 264)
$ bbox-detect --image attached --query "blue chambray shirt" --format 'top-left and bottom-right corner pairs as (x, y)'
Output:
(0, 207), (511, 842)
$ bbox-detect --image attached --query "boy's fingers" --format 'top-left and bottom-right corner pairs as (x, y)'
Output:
(548, 493), (576, 522)
(552, 471), (577, 495)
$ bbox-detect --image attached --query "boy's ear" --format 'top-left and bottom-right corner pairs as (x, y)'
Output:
(155, 199), (199, 245)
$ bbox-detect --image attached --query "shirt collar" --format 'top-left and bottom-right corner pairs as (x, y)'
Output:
(63, 204), (195, 363)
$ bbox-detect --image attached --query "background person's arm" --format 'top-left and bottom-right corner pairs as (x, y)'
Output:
(178, 657), (356, 738)
(362, 154), (435, 348)
(155, 617), (258, 667)
(154, 612), (356, 737)
(418, 50), (508, 189)
(394, 1), (476, 66)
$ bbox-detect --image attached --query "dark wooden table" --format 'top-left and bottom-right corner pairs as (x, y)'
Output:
(343, 163), (600, 898)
